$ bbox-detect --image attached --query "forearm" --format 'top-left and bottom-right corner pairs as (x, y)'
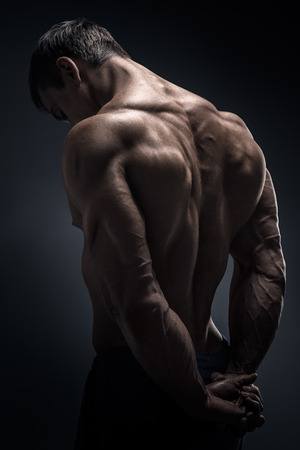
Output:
(97, 252), (249, 424)
(100, 269), (209, 418)
(103, 274), (252, 425)
(227, 264), (285, 374)
(228, 169), (286, 374)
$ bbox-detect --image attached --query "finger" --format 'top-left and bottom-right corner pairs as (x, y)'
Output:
(257, 415), (265, 427)
(235, 373), (257, 387)
(240, 392), (263, 412)
(232, 411), (265, 437)
(241, 388), (264, 410)
(243, 396), (261, 415)
(210, 372), (225, 382)
(241, 384), (259, 393)
(241, 384), (263, 403)
(235, 396), (243, 407)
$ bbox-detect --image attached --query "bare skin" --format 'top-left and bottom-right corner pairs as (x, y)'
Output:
(40, 55), (285, 431)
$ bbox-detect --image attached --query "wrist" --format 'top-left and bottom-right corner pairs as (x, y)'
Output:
(226, 361), (252, 375)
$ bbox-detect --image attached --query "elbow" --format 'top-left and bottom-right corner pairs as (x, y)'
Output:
(101, 272), (166, 335)
(276, 263), (286, 319)
(112, 301), (169, 351)
(255, 244), (286, 290)
(256, 268), (285, 326)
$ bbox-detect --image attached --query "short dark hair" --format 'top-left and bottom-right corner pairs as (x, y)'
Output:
(29, 17), (130, 111)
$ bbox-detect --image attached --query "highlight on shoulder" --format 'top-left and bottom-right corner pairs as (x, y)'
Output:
(63, 115), (113, 155)
(63, 110), (147, 159)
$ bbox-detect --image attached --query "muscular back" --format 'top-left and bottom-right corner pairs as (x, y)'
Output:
(62, 74), (266, 353)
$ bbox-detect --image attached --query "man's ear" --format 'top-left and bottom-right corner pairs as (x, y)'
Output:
(56, 56), (81, 85)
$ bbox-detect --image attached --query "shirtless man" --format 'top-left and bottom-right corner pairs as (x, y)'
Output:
(29, 18), (285, 449)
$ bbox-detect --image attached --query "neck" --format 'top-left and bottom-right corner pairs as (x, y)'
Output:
(87, 56), (140, 111)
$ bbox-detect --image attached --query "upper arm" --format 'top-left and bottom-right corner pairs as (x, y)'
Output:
(62, 118), (164, 322)
(230, 169), (286, 283)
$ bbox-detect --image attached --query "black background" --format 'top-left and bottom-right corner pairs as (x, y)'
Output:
(2, 1), (299, 448)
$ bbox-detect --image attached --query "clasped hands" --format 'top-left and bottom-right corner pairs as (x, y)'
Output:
(206, 372), (265, 437)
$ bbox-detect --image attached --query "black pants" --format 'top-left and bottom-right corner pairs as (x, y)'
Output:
(74, 342), (242, 449)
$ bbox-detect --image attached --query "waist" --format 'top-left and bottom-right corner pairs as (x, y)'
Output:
(195, 335), (230, 383)
(91, 335), (230, 385)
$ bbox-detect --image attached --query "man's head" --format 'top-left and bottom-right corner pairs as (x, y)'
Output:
(29, 18), (130, 124)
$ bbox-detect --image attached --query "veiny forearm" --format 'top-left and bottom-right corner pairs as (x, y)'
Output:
(227, 259), (285, 374)
(227, 170), (286, 374)
(99, 260), (209, 418)
(99, 256), (253, 424)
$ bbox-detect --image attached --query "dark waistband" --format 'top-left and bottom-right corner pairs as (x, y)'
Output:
(93, 336), (230, 368)
(196, 336), (230, 375)
(195, 336), (230, 371)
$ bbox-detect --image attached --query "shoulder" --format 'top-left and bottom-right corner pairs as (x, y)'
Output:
(219, 111), (266, 183)
(188, 98), (253, 148)
(190, 99), (265, 178)
(64, 112), (138, 157)
(62, 112), (146, 189)
(194, 105), (266, 225)
(62, 116), (111, 200)
(63, 113), (142, 173)
(63, 110), (149, 160)
(218, 112), (267, 230)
